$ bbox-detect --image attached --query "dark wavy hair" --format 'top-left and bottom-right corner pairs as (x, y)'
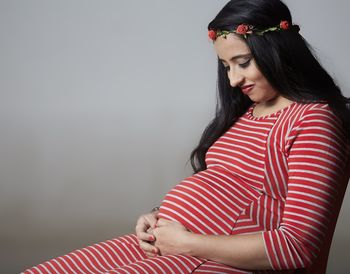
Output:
(190, 0), (350, 173)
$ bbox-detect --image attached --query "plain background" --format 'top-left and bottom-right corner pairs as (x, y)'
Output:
(1, 0), (349, 273)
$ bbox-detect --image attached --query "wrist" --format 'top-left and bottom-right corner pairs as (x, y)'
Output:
(181, 231), (199, 256)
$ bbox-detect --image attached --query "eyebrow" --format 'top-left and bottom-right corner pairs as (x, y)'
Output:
(218, 53), (251, 63)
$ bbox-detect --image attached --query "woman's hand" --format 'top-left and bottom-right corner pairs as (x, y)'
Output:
(135, 209), (160, 258)
(153, 218), (191, 256)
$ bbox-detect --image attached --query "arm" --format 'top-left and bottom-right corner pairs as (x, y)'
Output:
(154, 105), (349, 270)
(184, 231), (270, 269)
(154, 218), (271, 269)
(261, 105), (349, 270)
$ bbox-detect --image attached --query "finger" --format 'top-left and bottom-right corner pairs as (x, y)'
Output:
(135, 213), (158, 234)
(146, 226), (154, 234)
(139, 240), (159, 254)
(139, 240), (158, 252)
(137, 232), (156, 242)
(144, 251), (158, 258)
(144, 214), (159, 229)
(135, 223), (147, 234)
(135, 216), (150, 235)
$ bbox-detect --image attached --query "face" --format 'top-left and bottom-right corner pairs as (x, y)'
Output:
(213, 34), (280, 103)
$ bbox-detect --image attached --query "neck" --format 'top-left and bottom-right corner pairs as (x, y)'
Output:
(253, 96), (294, 117)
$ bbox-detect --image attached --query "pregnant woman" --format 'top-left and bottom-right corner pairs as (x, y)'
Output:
(24, 0), (350, 273)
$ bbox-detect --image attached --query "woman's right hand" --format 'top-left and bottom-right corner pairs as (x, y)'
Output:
(135, 209), (160, 257)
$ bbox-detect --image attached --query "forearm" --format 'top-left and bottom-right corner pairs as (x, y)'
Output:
(183, 232), (271, 270)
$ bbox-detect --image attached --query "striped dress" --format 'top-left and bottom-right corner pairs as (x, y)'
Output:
(24, 102), (349, 274)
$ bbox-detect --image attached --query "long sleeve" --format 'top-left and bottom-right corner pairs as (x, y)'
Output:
(262, 105), (350, 270)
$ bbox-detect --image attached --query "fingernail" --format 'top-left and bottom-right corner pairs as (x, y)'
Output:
(148, 236), (154, 241)
(153, 249), (157, 254)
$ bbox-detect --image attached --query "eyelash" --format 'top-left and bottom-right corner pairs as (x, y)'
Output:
(224, 59), (251, 71)
(239, 59), (251, 68)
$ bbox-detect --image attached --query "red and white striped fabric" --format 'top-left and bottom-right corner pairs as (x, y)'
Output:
(23, 102), (349, 274)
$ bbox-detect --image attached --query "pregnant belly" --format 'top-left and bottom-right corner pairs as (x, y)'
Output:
(158, 167), (260, 235)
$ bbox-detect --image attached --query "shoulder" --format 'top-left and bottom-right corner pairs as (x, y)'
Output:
(290, 102), (341, 128)
(301, 102), (336, 117)
(285, 102), (350, 168)
(285, 102), (347, 150)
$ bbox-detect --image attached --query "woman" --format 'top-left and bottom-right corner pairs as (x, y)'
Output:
(24, 0), (350, 273)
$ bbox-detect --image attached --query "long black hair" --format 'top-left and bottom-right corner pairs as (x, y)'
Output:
(190, 0), (350, 173)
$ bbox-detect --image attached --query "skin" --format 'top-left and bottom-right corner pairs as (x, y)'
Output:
(136, 33), (296, 270)
(135, 210), (159, 258)
(215, 33), (293, 116)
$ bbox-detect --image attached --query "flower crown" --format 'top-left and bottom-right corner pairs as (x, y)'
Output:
(208, 20), (300, 41)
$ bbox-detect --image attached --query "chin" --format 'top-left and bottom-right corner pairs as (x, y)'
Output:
(247, 95), (260, 103)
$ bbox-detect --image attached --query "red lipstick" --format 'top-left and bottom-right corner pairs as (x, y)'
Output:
(240, 84), (254, 95)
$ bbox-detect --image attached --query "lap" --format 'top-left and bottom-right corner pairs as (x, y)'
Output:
(23, 234), (252, 274)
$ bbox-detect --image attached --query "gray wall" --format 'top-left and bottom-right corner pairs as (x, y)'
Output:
(0, 1), (349, 273)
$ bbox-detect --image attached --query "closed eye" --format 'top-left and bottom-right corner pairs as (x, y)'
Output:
(223, 58), (251, 72)
(238, 59), (251, 68)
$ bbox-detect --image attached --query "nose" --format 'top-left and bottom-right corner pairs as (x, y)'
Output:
(228, 68), (244, 88)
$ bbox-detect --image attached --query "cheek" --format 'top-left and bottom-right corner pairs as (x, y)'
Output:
(251, 73), (278, 96)
(247, 63), (265, 83)
(253, 72), (270, 88)
(260, 78), (272, 89)
(246, 71), (263, 86)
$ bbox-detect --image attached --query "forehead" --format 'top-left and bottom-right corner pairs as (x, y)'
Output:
(213, 34), (251, 61)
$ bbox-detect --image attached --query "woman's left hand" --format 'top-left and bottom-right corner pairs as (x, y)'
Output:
(153, 218), (191, 256)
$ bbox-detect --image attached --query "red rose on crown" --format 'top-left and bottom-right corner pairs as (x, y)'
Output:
(280, 21), (289, 30)
(236, 24), (250, 34)
(208, 30), (217, 41)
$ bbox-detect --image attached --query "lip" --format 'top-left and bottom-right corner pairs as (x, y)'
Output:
(241, 84), (255, 95)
